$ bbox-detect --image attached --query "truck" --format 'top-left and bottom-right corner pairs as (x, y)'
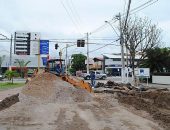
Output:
(82, 71), (107, 80)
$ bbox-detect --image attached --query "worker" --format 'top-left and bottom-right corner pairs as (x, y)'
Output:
(90, 71), (96, 88)
(56, 64), (61, 75)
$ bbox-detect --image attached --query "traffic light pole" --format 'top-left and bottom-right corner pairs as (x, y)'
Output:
(38, 39), (40, 73)
(65, 44), (68, 74)
(86, 33), (90, 74)
(10, 35), (13, 66)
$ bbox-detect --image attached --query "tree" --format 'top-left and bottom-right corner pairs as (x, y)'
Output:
(140, 47), (170, 73)
(121, 16), (162, 76)
(15, 59), (31, 78)
(5, 70), (19, 84)
(0, 55), (5, 74)
(71, 54), (86, 73)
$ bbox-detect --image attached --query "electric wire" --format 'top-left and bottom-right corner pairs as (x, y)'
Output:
(59, 0), (82, 36)
(65, 0), (82, 28)
(89, 0), (158, 36)
(69, 0), (83, 24)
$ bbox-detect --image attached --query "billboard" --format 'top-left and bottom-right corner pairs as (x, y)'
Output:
(135, 68), (150, 77)
(40, 40), (49, 54)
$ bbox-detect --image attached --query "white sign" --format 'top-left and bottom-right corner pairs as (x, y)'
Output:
(30, 41), (39, 55)
(135, 68), (150, 77)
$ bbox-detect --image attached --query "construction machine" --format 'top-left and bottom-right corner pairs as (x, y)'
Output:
(46, 59), (92, 93)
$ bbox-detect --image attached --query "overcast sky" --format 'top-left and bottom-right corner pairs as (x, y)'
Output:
(0, 0), (169, 58)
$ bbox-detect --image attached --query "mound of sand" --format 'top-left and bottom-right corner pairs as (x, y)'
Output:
(22, 72), (92, 103)
(22, 72), (57, 99)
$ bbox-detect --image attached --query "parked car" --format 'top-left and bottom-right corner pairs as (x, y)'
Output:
(0, 74), (4, 81)
(82, 71), (107, 80)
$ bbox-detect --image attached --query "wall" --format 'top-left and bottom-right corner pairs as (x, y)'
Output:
(152, 76), (170, 84)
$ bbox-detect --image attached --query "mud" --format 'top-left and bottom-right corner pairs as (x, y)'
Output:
(0, 93), (19, 111)
(94, 81), (170, 130)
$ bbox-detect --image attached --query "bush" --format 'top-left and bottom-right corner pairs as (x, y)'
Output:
(153, 72), (170, 76)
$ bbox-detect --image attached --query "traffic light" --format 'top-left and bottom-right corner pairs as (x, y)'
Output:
(59, 51), (62, 56)
(77, 39), (85, 47)
(55, 44), (59, 50)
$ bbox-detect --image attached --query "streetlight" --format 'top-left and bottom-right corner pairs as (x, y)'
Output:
(105, 21), (119, 37)
(105, 15), (126, 83)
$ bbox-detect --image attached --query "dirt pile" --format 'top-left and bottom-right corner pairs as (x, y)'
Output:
(118, 91), (170, 130)
(0, 93), (19, 111)
(22, 72), (92, 103)
(22, 72), (57, 99)
(94, 81), (170, 130)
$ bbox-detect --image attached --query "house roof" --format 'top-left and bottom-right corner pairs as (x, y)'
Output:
(103, 54), (141, 59)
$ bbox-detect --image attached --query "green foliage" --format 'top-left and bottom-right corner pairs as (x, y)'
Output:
(15, 59), (31, 78)
(140, 47), (170, 73)
(5, 70), (19, 84)
(0, 82), (24, 90)
(68, 67), (76, 75)
(71, 54), (87, 71)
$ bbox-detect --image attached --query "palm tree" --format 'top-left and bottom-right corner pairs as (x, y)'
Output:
(5, 70), (18, 84)
(0, 55), (5, 74)
(15, 59), (31, 78)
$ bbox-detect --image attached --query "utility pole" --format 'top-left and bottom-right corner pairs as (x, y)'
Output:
(118, 13), (126, 83)
(38, 39), (40, 73)
(86, 32), (90, 74)
(65, 44), (68, 74)
(124, 0), (132, 83)
(9, 35), (13, 66)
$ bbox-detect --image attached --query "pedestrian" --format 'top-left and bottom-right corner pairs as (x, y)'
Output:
(56, 64), (61, 76)
(90, 71), (96, 88)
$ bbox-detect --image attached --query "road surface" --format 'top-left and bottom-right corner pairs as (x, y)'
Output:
(0, 79), (163, 130)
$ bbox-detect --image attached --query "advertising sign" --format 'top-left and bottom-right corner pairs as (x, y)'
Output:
(30, 41), (39, 55)
(40, 40), (49, 54)
(135, 68), (150, 77)
(42, 57), (47, 66)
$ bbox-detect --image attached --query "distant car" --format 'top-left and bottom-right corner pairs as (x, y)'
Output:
(83, 71), (107, 80)
(0, 74), (4, 81)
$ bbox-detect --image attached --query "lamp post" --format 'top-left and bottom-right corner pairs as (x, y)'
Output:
(60, 44), (76, 74)
(105, 18), (126, 83)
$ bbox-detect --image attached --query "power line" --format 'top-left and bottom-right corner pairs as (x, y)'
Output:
(59, 0), (82, 36)
(69, 0), (83, 24)
(65, 0), (82, 27)
(130, 0), (158, 15)
(89, 40), (120, 53)
(89, 0), (158, 36)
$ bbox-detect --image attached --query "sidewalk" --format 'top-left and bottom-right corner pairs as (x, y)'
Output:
(0, 78), (26, 83)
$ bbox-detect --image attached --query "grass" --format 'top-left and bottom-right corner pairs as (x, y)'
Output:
(0, 82), (25, 91)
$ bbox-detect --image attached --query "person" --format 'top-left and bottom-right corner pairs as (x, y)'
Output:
(56, 64), (61, 76)
(90, 71), (96, 88)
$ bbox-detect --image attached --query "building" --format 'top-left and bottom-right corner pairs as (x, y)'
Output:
(103, 54), (140, 76)
(14, 31), (40, 55)
(1, 55), (45, 73)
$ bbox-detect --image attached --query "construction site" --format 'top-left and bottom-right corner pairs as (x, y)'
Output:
(0, 72), (169, 130)
(0, 0), (170, 130)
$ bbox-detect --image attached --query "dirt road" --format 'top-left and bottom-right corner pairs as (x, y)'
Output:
(0, 74), (164, 130)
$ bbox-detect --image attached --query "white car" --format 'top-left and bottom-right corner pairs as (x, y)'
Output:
(83, 71), (107, 80)
(0, 75), (3, 80)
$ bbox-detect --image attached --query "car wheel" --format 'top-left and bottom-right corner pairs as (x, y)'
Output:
(86, 76), (90, 80)
(101, 76), (106, 80)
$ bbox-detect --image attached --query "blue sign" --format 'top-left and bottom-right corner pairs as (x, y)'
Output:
(42, 57), (47, 66)
(40, 40), (49, 54)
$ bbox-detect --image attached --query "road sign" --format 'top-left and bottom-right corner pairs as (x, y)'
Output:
(42, 57), (47, 66)
(40, 40), (49, 54)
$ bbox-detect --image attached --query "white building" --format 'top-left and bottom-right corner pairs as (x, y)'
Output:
(14, 31), (40, 55)
(103, 54), (141, 76)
